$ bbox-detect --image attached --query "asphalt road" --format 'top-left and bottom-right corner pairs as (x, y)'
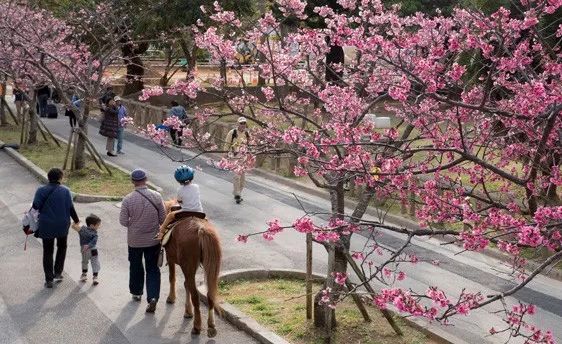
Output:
(1, 114), (561, 344)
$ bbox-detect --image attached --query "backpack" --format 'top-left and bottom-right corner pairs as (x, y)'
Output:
(231, 129), (250, 144)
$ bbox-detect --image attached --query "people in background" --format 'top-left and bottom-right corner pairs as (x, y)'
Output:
(115, 96), (127, 154)
(225, 117), (250, 204)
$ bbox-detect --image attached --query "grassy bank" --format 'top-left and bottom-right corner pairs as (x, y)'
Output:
(220, 278), (439, 344)
(0, 122), (131, 197)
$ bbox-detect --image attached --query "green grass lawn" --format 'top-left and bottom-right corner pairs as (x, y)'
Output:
(220, 278), (439, 344)
(0, 122), (131, 197)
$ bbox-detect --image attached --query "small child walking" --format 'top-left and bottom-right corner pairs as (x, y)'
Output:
(72, 214), (101, 285)
(156, 165), (203, 240)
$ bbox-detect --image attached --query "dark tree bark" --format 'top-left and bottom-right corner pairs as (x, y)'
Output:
(121, 41), (149, 96)
(0, 76), (7, 126)
(74, 100), (90, 170)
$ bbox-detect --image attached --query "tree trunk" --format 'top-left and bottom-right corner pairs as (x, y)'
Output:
(27, 93), (38, 145)
(0, 77), (7, 126)
(325, 45), (344, 84)
(121, 41), (149, 96)
(314, 184), (346, 334)
(74, 101), (90, 170)
(178, 37), (198, 79)
(220, 59), (227, 87)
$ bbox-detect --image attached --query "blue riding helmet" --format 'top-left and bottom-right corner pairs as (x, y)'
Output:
(174, 165), (194, 183)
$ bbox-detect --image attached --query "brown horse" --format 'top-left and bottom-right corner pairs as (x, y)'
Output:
(163, 200), (222, 337)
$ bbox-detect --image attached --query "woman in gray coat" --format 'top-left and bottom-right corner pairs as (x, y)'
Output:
(99, 98), (119, 156)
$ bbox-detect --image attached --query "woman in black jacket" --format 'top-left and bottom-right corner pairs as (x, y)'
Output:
(99, 98), (119, 156)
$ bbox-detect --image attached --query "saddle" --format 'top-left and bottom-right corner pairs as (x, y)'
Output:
(161, 210), (207, 246)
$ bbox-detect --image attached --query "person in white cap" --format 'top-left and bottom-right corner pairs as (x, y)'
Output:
(114, 96), (127, 154)
(225, 117), (250, 204)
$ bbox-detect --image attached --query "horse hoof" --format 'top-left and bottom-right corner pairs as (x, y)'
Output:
(207, 328), (217, 338)
(166, 297), (175, 304)
(184, 313), (194, 319)
(191, 328), (201, 335)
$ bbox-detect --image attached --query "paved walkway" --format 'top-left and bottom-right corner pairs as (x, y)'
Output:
(1, 111), (562, 343)
(0, 152), (258, 344)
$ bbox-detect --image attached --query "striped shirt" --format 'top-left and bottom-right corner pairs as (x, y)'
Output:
(119, 186), (166, 248)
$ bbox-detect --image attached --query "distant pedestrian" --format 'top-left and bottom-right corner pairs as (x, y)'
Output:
(167, 101), (187, 145)
(114, 96), (127, 154)
(99, 98), (119, 156)
(65, 93), (81, 128)
(72, 214), (101, 285)
(36, 83), (51, 117)
(119, 169), (165, 313)
(13, 82), (27, 119)
(225, 117), (250, 204)
(32, 168), (80, 288)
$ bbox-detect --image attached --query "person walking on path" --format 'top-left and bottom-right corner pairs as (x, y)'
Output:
(32, 168), (80, 288)
(225, 117), (250, 204)
(115, 96), (127, 154)
(119, 169), (165, 313)
(36, 83), (51, 117)
(72, 214), (102, 285)
(65, 93), (81, 128)
(99, 98), (119, 156)
(12, 82), (27, 119)
(167, 101), (187, 145)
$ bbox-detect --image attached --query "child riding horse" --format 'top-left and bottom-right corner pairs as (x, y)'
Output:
(161, 199), (222, 337)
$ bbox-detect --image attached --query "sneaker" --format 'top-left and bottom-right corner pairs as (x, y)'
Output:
(235, 196), (243, 204)
(44, 281), (53, 288)
(132, 294), (142, 302)
(53, 274), (63, 283)
(80, 273), (87, 282)
(117, 151), (125, 154)
(107, 152), (117, 157)
(146, 298), (157, 313)
(92, 276), (99, 286)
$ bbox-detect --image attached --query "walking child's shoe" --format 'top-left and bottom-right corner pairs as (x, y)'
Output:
(92, 275), (99, 285)
(80, 273), (87, 282)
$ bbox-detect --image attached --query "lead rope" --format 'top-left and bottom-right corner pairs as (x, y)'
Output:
(24, 234), (29, 251)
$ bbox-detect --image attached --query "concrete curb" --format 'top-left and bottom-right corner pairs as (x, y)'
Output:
(0, 139), (161, 203)
(195, 268), (460, 344)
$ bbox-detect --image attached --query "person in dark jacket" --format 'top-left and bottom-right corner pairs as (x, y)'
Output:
(99, 98), (119, 156)
(36, 83), (51, 117)
(32, 168), (80, 288)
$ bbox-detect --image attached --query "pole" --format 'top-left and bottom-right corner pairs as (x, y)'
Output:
(78, 129), (112, 175)
(37, 116), (61, 147)
(63, 129), (74, 170)
(306, 233), (313, 320)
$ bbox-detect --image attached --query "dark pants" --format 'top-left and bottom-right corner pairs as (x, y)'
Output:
(42, 236), (68, 282)
(66, 110), (77, 127)
(128, 244), (161, 302)
(170, 128), (182, 146)
(38, 95), (49, 117)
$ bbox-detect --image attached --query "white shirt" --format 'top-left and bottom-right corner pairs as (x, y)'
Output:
(177, 183), (203, 213)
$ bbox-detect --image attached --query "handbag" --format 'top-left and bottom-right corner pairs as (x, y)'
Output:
(135, 190), (165, 267)
(21, 185), (58, 250)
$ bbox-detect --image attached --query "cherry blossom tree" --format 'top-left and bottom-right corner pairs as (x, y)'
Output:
(0, 2), (130, 168)
(142, 0), (562, 342)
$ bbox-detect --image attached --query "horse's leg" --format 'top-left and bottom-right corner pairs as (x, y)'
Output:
(207, 299), (217, 338)
(166, 262), (176, 304)
(185, 272), (201, 334)
(183, 277), (193, 318)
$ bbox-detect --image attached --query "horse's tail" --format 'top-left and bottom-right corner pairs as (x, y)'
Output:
(198, 221), (222, 314)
